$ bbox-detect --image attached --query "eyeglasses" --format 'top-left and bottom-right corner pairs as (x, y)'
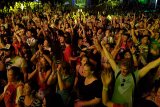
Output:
(121, 79), (126, 87)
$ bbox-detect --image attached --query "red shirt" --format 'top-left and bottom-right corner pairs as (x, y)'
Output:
(63, 45), (72, 63)
(12, 42), (21, 55)
(4, 83), (17, 107)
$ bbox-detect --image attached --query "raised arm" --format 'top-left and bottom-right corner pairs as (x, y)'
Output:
(101, 41), (119, 73)
(47, 61), (57, 85)
(111, 30), (122, 59)
(139, 57), (160, 79)
(130, 21), (139, 44)
(101, 71), (114, 107)
(56, 64), (72, 91)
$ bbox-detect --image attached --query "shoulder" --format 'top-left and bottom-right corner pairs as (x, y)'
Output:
(92, 79), (102, 86)
(76, 64), (81, 70)
(17, 82), (24, 88)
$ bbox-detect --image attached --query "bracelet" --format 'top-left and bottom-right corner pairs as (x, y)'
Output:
(103, 87), (108, 91)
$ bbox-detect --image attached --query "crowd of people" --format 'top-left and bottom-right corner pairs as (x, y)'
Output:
(0, 4), (159, 107)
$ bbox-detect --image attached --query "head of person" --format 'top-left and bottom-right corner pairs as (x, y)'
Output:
(122, 33), (129, 42)
(21, 44), (30, 54)
(123, 49), (132, 59)
(105, 43), (111, 52)
(140, 35), (149, 45)
(26, 30), (33, 38)
(4, 44), (15, 57)
(105, 29), (110, 36)
(120, 59), (132, 76)
(39, 56), (47, 68)
(43, 38), (50, 47)
(7, 66), (21, 82)
(81, 55), (89, 66)
(64, 36), (71, 45)
(78, 37), (83, 46)
(61, 61), (71, 75)
(83, 63), (94, 78)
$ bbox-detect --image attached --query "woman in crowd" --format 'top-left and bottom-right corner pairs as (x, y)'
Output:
(0, 3), (160, 107)
(0, 66), (23, 107)
(29, 45), (52, 100)
(17, 80), (42, 107)
(74, 63), (102, 107)
(146, 80), (160, 107)
(74, 55), (88, 88)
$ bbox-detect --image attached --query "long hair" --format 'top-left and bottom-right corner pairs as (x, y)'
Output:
(8, 66), (23, 81)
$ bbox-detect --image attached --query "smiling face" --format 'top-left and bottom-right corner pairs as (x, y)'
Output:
(81, 56), (88, 65)
(83, 65), (91, 77)
(120, 65), (129, 76)
(23, 83), (32, 95)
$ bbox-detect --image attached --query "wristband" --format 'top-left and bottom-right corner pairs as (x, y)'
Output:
(103, 87), (108, 91)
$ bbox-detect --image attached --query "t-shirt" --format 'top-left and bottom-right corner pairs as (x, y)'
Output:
(111, 69), (139, 107)
(79, 79), (102, 101)
(4, 83), (17, 107)
(63, 45), (72, 63)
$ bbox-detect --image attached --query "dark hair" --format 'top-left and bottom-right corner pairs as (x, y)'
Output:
(64, 37), (71, 44)
(24, 80), (38, 95)
(61, 62), (71, 75)
(84, 63), (94, 74)
(8, 66), (23, 81)
(120, 58), (132, 70)
(123, 49), (132, 59)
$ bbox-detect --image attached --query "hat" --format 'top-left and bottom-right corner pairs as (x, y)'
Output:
(0, 44), (14, 51)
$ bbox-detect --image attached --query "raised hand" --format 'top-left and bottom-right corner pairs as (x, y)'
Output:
(101, 71), (112, 87)
(130, 46), (136, 55)
(130, 20), (135, 28)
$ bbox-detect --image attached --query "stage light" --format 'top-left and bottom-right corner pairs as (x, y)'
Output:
(75, 0), (86, 8)
(155, 0), (158, 9)
(78, 9), (82, 12)
(138, 0), (149, 5)
(20, 4), (24, 11)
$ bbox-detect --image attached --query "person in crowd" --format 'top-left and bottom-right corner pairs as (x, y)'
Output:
(29, 44), (52, 100)
(0, 66), (23, 107)
(74, 63), (102, 107)
(17, 80), (42, 107)
(74, 55), (88, 93)
(0, 3), (160, 107)
(101, 39), (160, 107)
(101, 70), (125, 107)
(1, 44), (27, 82)
(146, 80), (160, 107)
